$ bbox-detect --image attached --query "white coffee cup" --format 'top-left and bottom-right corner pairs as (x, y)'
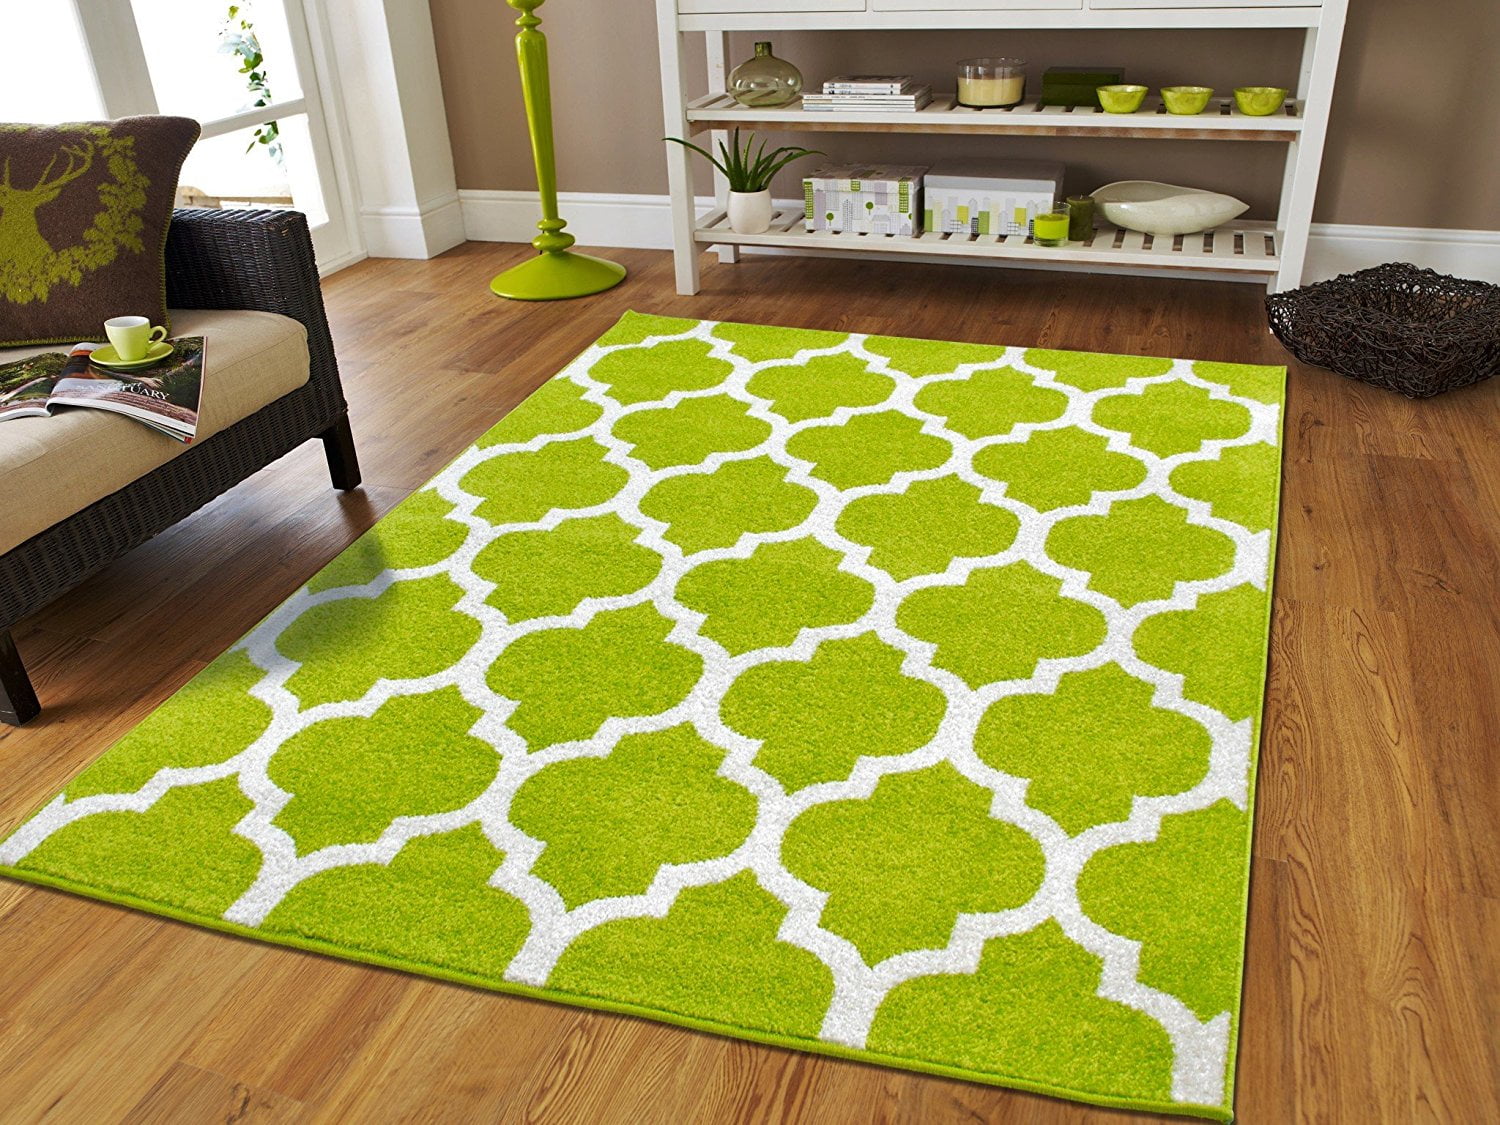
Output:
(104, 315), (167, 362)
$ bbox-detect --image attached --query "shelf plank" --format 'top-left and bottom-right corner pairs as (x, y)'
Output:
(694, 208), (1282, 276)
(687, 93), (1303, 142)
(678, 9), (1325, 33)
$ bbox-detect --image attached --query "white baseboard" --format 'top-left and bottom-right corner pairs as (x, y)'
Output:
(1305, 223), (1500, 284)
(362, 192), (467, 259)
(459, 189), (1500, 286)
(460, 189), (696, 250)
(316, 248), (369, 278)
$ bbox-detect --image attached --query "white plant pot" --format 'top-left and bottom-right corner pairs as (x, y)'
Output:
(728, 189), (773, 235)
(1090, 180), (1249, 237)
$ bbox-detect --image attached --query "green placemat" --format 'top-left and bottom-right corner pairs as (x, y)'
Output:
(0, 313), (1284, 1121)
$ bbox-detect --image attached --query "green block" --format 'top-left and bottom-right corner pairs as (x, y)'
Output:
(1040, 85), (1107, 108)
(1041, 67), (1126, 108)
(1043, 66), (1125, 87)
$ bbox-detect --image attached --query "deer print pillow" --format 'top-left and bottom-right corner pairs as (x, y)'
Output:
(0, 116), (199, 348)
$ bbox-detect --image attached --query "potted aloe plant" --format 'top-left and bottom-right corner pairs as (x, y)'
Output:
(666, 129), (822, 235)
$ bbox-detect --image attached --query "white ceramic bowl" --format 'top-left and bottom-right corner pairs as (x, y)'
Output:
(1089, 180), (1249, 237)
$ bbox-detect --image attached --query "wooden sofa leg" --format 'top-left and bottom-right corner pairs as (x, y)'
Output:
(320, 414), (362, 491)
(0, 630), (40, 726)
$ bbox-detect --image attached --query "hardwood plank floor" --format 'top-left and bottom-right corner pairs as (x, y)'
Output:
(2, 243), (1496, 1123)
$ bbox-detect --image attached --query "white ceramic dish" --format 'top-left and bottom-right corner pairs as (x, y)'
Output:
(1089, 180), (1249, 237)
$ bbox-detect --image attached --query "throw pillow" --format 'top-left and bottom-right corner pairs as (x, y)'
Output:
(0, 115), (200, 347)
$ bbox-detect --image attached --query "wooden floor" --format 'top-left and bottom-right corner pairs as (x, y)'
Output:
(2, 243), (1496, 1124)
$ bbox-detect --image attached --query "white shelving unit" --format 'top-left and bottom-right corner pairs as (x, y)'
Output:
(655, 0), (1348, 295)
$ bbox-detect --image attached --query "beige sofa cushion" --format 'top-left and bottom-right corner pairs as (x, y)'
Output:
(0, 309), (310, 554)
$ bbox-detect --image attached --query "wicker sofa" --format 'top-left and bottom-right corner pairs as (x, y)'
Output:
(0, 208), (359, 725)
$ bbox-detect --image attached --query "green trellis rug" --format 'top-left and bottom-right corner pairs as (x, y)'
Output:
(0, 313), (1284, 1121)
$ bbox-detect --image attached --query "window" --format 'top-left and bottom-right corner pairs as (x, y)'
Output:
(2, 0), (359, 271)
(0, 6), (104, 123)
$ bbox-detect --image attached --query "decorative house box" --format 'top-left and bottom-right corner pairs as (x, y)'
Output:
(1040, 66), (1126, 108)
(923, 159), (1065, 237)
(804, 163), (926, 237)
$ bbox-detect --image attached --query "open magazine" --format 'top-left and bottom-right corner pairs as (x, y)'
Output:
(0, 337), (205, 442)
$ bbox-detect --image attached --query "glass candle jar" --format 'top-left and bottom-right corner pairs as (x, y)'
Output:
(1033, 201), (1072, 247)
(957, 58), (1026, 109)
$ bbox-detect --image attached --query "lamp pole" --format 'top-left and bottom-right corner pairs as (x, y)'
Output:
(489, 0), (627, 300)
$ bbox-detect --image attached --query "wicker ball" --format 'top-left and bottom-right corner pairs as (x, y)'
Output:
(1266, 262), (1500, 398)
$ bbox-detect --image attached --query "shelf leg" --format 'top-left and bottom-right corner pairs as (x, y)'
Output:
(707, 31), (741, 266)
(656, 0), (701, 296)
(1272, 9), (1348, 293)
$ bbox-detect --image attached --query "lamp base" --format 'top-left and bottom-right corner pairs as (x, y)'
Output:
(490, 249), (627, 301)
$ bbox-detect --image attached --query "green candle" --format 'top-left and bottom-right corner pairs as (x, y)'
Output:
(1067, 195), (1095, 240)
(1033, 207), (1071, 246)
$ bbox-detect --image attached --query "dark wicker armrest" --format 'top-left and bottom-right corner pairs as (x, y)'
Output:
(165, 208), (347, 425)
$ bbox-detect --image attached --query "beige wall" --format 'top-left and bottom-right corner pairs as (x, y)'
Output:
(430, 0), (1500, 229)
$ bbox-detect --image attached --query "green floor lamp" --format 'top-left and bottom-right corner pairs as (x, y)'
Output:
(490, 0), (626, 300)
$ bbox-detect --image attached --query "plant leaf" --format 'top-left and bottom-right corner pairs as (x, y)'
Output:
(749, 147), (824, 191)
(665, 136), (731, 181)
(668, 129), (817, 192)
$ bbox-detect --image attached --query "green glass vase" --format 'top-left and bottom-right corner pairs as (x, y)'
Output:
(729, 42), (803, 108)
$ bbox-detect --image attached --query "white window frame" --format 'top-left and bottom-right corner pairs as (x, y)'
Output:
(70, 0), (365, 273)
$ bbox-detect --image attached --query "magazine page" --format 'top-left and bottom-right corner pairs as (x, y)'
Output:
(48, 336), (206, 443)
(0, 344), (96, 423)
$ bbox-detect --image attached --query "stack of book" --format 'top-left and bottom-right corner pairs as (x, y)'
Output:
(802, 75), (933, 113)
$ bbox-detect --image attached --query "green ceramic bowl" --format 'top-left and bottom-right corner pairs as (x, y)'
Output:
(1097, 84), (1148, 114)
(1235, 86), (1290, 116)
(1161, 85), (1214, 115)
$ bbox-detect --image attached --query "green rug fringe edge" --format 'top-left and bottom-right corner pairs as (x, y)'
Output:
(0, 860), (1230, 1121)
(0, 319), (1288, 1123)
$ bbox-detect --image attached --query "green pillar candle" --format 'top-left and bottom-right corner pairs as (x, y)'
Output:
(1067, 195), (1095, 240)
